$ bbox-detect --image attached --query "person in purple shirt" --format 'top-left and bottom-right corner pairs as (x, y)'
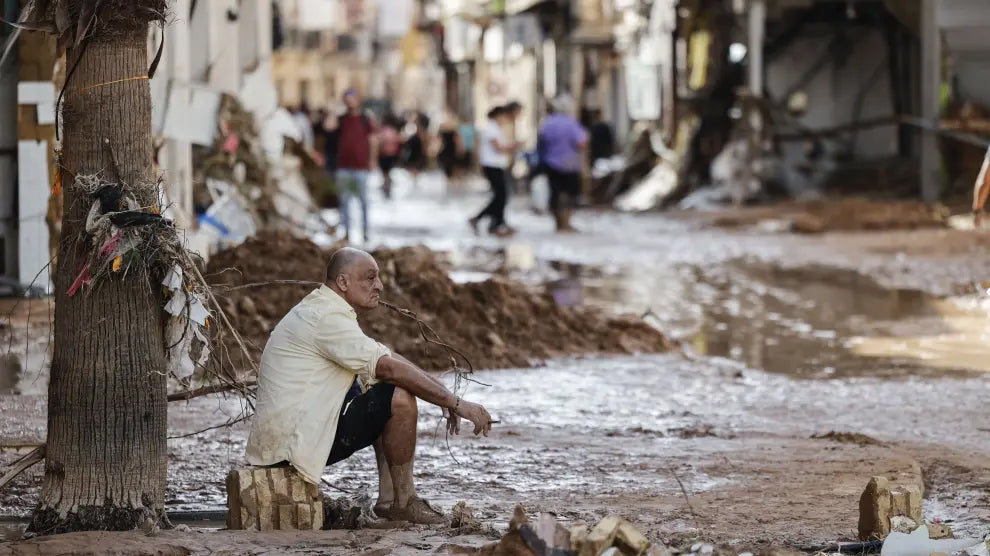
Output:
(537, 94), (588, 232)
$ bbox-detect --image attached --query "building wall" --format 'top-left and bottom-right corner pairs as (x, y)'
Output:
(767, 28), (897, 160)
(15, 29), (58, 290)
(152, 0), (276, 227)
(0, 29), (17, 280)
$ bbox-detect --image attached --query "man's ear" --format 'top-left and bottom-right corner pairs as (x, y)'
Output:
(336, 274), (348, 291)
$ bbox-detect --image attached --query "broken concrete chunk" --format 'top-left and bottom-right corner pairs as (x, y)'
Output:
(890, 486), (923, 525)
(926, 522), (953, 540)
(859, 476), (923, 541)
(890, 516), (918, 534)
(581, 516), (622, 556)
(226, 466), (323, 531)
(615, 520), (651, 554)
(569, 525), (589, 553)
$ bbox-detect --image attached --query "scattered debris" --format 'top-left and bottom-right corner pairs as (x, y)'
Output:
(321, 493), (379, 530)
(0, 445), (45, 492)
(450, 501), (482, 530)
(449, 502), (502, 539)
(455, 506), (667, 556)
(858, 476), (923, 541)
(614, 160), (679, 213)
(889, 516), (918, 535)
(879, 524), (980, 556)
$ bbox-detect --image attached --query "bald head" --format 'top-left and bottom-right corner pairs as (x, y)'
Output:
(325, 247), (383, 312)
(326, 247), (371, 283)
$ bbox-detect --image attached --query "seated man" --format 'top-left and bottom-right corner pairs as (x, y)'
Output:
(246, 247), (494, 524)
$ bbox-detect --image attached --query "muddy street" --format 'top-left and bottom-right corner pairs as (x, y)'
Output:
(2, 178), (990, 552)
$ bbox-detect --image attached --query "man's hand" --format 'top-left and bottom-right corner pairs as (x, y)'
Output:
(453, 400), (493, 436)
(443, 408), (461, 435)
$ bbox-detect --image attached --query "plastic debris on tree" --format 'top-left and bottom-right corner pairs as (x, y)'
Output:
(163, 264), (212, 381)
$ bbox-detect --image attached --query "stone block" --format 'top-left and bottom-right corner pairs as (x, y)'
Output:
(581, 516), (621, 556)
(226, 466), (324, 531)
(927, 523), (954, 540)
(278, 504), (297, 530)
(858, 476), (924, 540)
(891, 485), (923, 524)
(616, 520), (651, 554)
(297, 503), (312, 530)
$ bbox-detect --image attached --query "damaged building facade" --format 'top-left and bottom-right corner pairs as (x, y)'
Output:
(621, 0), (990, 210)
(2, 0), (989, 289)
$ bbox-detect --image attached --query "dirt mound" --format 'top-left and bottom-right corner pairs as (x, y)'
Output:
(206, 231), (673, 372)
(790, 200), (946, 234)
(206, 230), (330, 360)
(709, 199), (947, 234)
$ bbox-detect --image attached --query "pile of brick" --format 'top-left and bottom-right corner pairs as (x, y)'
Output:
(226, 467), (324, 531)
(453, 505), (667, 556)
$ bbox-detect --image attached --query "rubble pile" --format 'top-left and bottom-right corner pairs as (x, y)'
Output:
(206, 231), (674, 371)
(450, 505), (668, 556)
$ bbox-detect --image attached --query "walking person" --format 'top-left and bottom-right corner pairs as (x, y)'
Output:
(378, 114), (402, 200)
(401, 112), (430, 188)
(335, 89), (377, 242)
(537, 94), (588, 233)
(438, 111), (464, 191)
(469, 105), (520, 237)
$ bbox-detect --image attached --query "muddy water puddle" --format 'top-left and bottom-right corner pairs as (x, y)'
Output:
(482, 255), (990, 379)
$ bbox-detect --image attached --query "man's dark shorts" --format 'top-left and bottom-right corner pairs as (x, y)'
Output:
(326, 382), (395, 465)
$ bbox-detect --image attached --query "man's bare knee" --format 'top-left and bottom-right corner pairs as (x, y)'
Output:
(391, 387), (417, 417)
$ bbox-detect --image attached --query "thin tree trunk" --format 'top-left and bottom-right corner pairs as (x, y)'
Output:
(29, 28), (169, 534)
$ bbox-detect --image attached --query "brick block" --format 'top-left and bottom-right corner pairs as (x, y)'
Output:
(297, 503), (312, 530)
(858, 476), (924, 540)
(278, 504), (297, 530)
(226, 466), (323, 531)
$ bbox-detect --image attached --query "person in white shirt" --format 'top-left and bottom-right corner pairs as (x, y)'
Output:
(470, 105), (522, 237)
(246, 247), (494, 524)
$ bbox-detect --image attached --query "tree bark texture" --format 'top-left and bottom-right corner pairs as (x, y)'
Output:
(28, 29), (169, 534)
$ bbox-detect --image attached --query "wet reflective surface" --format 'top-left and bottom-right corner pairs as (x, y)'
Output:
(3, 175), (990, 546)
(537, 258), (990, 378)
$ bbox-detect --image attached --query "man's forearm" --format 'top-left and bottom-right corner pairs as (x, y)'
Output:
(376, 356), (457, 409)
(392, 353), (449, 393)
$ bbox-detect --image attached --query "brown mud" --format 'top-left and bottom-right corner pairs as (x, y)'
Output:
(3, 194), (990, 554)
(206, 231), (673, 371)
(704, 199), (947, 234)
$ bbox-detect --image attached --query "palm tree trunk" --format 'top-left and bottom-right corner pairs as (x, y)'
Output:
(28, 28), (169, 534)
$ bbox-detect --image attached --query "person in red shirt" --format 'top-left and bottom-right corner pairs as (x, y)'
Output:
(333, 89), (378, 242)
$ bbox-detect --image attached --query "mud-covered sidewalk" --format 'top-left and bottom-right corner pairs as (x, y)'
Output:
(2, 174), (990, 554)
